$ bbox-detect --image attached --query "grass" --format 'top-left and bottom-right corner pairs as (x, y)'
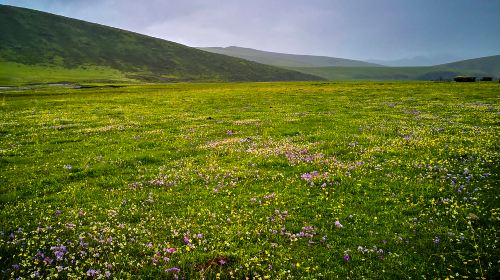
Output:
(0, 82), (498, 279)
(0, 62), (136, 86)
(287, 66), (489, 81)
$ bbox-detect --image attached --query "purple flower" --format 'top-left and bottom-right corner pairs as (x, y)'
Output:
(263, 193), (276, 199)
(301, 173), (313, 182)
(343, 255), (351, 262)
(433, 237), (440, 244)
(12, 264), (19, 269)
(54, 210), (62, 215)
(104, 271), (111, 278)
(51, 245), (68, 261)
(86, 269), (100, 277)
(165, 247), (176, 253)
(165, 267), (181, 273)
(335, 220), (343, 229)
(65, 223), (76, 229)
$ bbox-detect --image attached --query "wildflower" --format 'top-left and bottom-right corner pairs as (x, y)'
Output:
(433, 237), (440, 244)
(343, 255), (351, 262)
(51, 245), (68, 261)
(335, 220), (343, 229)
(301, 173), (313, 182)
(166, 267), (181, 273)
(165, 247), (176, 253)
(86, 269), (100, 277)
(65, 223), (76, 229)
(54, 210), (62, 215)
(104, 271), (111, 278)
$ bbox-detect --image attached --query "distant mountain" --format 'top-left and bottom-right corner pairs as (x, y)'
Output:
(0, 5), (322, 85)
(368, 54), (464, 67)
(287, 55), (500, 81)
(198, 46), (381, 68)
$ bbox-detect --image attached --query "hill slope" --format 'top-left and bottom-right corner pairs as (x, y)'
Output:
(287, 56), (500, 81)
(438, 55), (500, 74)
(198, 46), (381, 67)
(0, 5), (322, 85)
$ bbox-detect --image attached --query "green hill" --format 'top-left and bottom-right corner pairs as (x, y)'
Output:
(287, 56), (500, 81)
(438, 55), (500, 74)
(198, 46), (381, 67)
(0, 5), (322, 85)
(198, 46), (499, 81)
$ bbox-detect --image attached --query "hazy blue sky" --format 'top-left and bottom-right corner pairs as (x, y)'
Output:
(2, 0), (499, 63)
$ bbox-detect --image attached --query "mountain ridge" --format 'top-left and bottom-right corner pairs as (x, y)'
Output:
(198, 46), (382, 68)
(198, 46), (499, 80)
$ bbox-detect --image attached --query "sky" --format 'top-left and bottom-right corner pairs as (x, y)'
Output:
(2, 0), (500, 64)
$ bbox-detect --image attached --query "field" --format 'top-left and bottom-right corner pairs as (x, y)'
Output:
(0, 82), (498, 279)
(0, 62), (136, 86)
(287, 66), (483, 81)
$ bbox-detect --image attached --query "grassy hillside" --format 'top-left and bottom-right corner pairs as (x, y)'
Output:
(0, 5), (322, 85)
(198, 46), (499, 81)
(438, 55), (500, 74)
(288, 63), (499, 81)
(199, 46), (381, 67)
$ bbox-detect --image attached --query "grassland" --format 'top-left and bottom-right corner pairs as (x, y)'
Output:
(0, 62), (136, 86)
(287, 66), (490, 81)
(0, 82), (498, 279)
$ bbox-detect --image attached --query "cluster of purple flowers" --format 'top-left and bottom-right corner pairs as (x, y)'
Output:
(165, 267), (180, 273)
(301, 171), (321, 182)
(50, 245), (68, 261)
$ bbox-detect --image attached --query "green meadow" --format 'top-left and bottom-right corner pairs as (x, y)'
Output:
(0, 62), (136, 86)
(0, 82), (498, 279)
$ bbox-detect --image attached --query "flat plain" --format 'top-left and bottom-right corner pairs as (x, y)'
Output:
(0, 82), (498, 279)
